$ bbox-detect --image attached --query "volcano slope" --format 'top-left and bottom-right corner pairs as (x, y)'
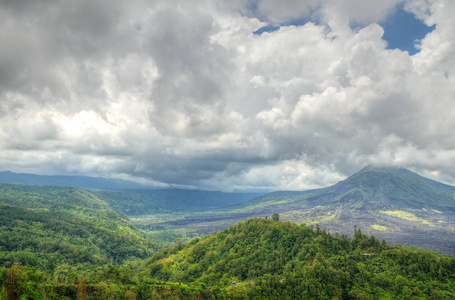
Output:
(158, 166), (455, 255)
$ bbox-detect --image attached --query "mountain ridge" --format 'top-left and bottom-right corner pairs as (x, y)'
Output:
(229, 165), (455, 210)
(0, 170), (152, 190)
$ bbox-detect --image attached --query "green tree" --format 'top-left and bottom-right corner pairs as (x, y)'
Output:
(272, 213), (280, 222)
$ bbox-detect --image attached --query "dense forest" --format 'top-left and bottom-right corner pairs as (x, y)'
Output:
(0, 184), (161, 271)
(1, 217), (454, 299)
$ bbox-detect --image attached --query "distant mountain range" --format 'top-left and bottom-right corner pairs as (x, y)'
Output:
(0, 170), (264, 214)
(0, 170), (152, 190)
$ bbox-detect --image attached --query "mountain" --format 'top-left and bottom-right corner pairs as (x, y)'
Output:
(0, 170), (152, 190)
(230, 165), (455, 210)
(153, 166), (455, 255)
(0, 170), (264, 214)
(93, 189), (264, 215)
(0, 183), (159, 269)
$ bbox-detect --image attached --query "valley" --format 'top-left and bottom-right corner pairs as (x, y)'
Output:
(1, 166), (455, 298)
(121, 166), (455, 255)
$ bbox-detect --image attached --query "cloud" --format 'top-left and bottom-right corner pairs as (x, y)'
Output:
(1, 0), (455, 191)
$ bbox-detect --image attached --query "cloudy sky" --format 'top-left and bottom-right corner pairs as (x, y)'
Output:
(1, 0), (454, 191)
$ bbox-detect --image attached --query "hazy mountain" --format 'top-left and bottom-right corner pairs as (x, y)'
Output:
(94, 189), (265, 215)
(0, 170), (152, 190)
(0, 171), (264, 215)
(230, 165), (455, 210)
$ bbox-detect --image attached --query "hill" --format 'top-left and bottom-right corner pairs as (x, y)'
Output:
(2, 218), (454, 299)
(143, 218), (455, 299)
(0, 170), (263, 214)
(152, 166), (455, 255)
(0, 170), (151, 190)
(0, 183), (158, 269)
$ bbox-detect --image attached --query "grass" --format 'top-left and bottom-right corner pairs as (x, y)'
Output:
(227, 196), (303, 213)
(380, 210), (434, 226)
(281, 207), (338, 225)
(303, 213), (336, 225)
(130, 213), (191, 226)
(371, 224), (388, 231)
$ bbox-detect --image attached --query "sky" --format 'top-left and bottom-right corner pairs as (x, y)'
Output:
(1, 0), (454, 192)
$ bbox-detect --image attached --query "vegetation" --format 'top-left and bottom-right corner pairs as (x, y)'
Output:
(143, 218), (455, 299)
(1, 218), (454, 299)
(0, 184), (160, 270)
(380, 210), (434, 226)
(1, 167), (455, 299)
(0, 170), (148, 190)
(371, 224), (388, 231)
(272, 212), (279, 222)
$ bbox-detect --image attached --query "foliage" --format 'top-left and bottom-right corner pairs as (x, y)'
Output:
(144, 218), (455, 299)
(272, 213), (279, 222)
(1, 181), (455, 299)
(380, 210), (434, 226)
(1, 218), (455, 298)
(0, 184), (159, 269)
(371, 224), (388, 231)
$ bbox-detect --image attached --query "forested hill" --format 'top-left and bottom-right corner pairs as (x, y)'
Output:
(0, 170), (151, 190)
(0, 170), (264, 214)
(1, 217), (454, 299)
(145, 218), (455, 299)
(0, 183), (158, 269)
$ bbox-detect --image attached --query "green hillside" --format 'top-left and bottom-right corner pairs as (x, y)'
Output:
(0, 184), (158, 269)
(143, 218), (455, 299)
(2, 218), (454, 299)
(0, 170), (150, 190)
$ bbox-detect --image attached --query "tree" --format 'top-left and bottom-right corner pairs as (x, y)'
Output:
(125, 290), (137, 300)
(77, 277), (87, 300)
(4, 268), (15, 300)
(272, 213), (280, 222)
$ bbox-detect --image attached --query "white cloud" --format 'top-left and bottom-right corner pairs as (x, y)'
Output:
(1, 0), (455, 191)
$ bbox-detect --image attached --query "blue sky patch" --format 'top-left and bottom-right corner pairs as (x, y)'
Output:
(380, 7), (434, 55)
(254, 24), (280, 35)
(253, 17), (316, 35)
(253, 6), (434, 56)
